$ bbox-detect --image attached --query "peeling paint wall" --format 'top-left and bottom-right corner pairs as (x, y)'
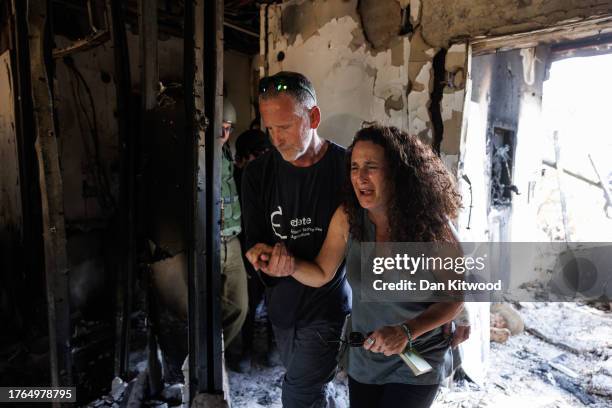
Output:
(358, 0), (402, 50)
(263, 0), (468, 165)
(440, 43), (469, 174)
(407, 29), (437, 142)
(264, 0), (416, 148)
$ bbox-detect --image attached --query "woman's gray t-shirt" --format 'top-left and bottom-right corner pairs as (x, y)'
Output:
(346, 212), (454, 385)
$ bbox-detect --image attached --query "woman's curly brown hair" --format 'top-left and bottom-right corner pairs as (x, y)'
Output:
(344, 125), (462, 243)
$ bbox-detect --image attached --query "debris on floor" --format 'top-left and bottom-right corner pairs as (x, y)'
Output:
(87, 302), (611, 407)
(435, 301), (612, 408)
(229, 302), (611, 408)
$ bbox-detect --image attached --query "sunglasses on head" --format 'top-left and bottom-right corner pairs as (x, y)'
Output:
(258, 74), (317, 101)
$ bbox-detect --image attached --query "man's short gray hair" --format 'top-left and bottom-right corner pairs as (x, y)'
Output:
(258, 71), (317, 114)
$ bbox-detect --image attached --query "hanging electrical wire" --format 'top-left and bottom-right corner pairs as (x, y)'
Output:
(64, 56), (117, 212)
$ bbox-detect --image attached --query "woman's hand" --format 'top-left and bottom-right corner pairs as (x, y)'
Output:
(363, 325), (408, 356)
(263, 243), (295, 277)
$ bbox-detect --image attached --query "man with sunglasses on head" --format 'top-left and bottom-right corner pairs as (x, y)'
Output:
(241, 72), (351, 407)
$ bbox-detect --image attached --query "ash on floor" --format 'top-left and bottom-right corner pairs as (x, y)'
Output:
(229, 364), (349, 408)
(432, 302), (612, 408)
(227, 302), (349, 408)
(229, 302), (612, 408)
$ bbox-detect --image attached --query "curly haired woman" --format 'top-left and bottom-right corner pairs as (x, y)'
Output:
(247, 125), (464, 407)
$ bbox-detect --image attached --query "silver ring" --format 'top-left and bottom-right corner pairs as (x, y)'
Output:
(366, 337), (375, 346)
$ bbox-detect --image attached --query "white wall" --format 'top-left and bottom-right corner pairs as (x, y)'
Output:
(224, 50), (255, 144)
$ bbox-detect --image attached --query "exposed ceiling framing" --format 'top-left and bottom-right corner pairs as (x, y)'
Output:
(51, 0), (265, 55)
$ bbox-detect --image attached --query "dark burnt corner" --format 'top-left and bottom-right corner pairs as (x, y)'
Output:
(430, 47), (446, 156)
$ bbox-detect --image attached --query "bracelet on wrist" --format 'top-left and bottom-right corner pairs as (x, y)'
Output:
(399, 323), (413, 350)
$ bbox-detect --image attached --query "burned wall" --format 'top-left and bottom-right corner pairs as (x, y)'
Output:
(262, 0), (468, 172)
(0, 50), (22, 237)
(50, 28), (192, 388)
(54, 38), (120, 223)
(0, 49), (26, 344)
(457, 47), (549, 245)
(53, 31), (184, 223)
(52, 27), (190, 335)
(421, 0), (612, 48)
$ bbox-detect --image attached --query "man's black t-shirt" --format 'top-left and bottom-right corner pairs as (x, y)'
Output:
(241, 141), (351, 329)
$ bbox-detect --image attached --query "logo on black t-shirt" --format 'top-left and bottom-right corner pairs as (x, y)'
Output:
(291, 217), (311, 227)
(270, 205), (323, 242)
(271, 206), (287, 240)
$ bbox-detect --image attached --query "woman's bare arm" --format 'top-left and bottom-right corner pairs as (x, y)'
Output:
(264, 206), (349, 287)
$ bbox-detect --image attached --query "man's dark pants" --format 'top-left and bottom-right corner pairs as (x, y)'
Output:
(274, 320), (344, 408)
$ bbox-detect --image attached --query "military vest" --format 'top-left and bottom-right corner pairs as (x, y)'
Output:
(221, 146), (241, 237)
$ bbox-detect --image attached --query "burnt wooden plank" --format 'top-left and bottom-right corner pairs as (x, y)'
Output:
(27, 0), (72, 396)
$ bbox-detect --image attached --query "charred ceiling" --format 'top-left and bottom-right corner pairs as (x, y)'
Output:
(51, 0), (264, 55)
(225, 0), (261, 54)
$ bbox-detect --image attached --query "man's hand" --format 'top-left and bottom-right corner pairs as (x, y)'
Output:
(443, 322), (471, 348)
(363, 326), (408, 356)
(245, 243), (273, 271)
(263, 243), (295, 277)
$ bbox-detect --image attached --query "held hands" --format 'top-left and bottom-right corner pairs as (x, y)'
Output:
(245, 243), (273, 271)
(363, 326), (409, 356)
(265, 242), (295, 277)
(245, 242), (295, 277)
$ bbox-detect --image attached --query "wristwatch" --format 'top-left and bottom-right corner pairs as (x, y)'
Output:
(399, 323), (413, 350)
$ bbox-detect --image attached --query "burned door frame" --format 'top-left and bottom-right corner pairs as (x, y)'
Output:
(1, 0), (45, 359)
(106, 0), (137, 382)
(0, 40), (24, 338)
(9, 0), (44, 296)
(462, 46), (545, 287)
(478, 50), (521, 246)
(138, 0), (163, 396)
(184, 0), (225, 400)
(464, 18), (612, 282)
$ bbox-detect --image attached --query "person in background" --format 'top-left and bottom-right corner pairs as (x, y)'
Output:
(234, 128), (272, 196)
(232, 128), (276, 372)
(219, 98), (248, 348)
